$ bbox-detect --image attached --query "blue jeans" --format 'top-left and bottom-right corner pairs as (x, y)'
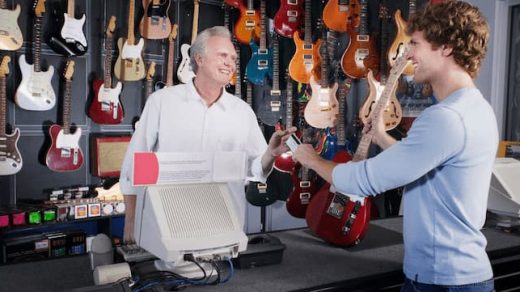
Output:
(401, 277), (494, 292)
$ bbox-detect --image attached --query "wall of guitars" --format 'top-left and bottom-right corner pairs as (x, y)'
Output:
(0, 0), (435, 233)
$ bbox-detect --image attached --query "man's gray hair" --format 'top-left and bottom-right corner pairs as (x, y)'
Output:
(190, 26), (232, 73)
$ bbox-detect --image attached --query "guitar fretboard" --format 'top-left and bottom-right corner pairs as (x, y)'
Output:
(319, 29), (330, 88)
(337, 78), (352, 146)
(63, 79), (72, 134)
(67, 0), (75, 18)
(259, 0), (267, 51)
(33, 16), (43, 72)
(286, 74), (293, 128)
(0, 76), (6, 136)
(127, 0), (136, 44)
(166, 37), (174, 87)
(272, 36), (280, 91)
(358, 0), (368, 36)
(104, 29), (114, 88)
(303, 0), (311, 44)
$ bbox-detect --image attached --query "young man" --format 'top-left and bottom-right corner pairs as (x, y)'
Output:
(293, 1), (497, 291)
(119, 26), (295, 243)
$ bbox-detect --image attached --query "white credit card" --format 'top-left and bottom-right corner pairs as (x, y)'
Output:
(286, 134), (301, 152)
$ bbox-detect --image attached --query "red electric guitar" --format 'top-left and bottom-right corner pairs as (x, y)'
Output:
(273, 0), (304, 38)
(89, 16), (123, 124)
(46, 60), (84, 172)
(305, 47), (410, 246)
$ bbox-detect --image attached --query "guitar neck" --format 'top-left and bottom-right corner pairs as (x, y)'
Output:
(63, 79), (72, 134)
(303, 0), (311, 44)
(146, 77), (153, 98)
(33, 16), (43, 72)
(191, 1), (200, 44)
(337, 78), (352, 146)
(379, 4), (390, 84)
(286, 75), (293, 128)
(409, 0), (416, 16)
(358, 0), (369, 35)
(67, 0), (75, 17)
(234, 43), (242, 98)
(272, 37), (280, 91)
(127, 0), (136, 44)
(166, 39), (174, 87)
(246, 82), (253, 108)
(104, 33), (114, 88)
(320, 30), (330, 88)
(259, 0), (267, 50)
(0, 77), (6, 136)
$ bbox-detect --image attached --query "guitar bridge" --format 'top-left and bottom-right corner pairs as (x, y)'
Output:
(300, 192), (310, 205)
(342, 201), (362, 235)
(326, 193), (348, 219)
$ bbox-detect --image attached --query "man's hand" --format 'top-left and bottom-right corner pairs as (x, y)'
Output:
(123, 195), (136, 244)
(268, 126), (298, 157)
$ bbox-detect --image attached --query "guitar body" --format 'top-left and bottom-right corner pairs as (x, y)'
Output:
(0, 128), (22, 175)
(288, 31), (321, 84)
(274, 152), (295, 173)
(286, 165), (319, 218)
(0, 5), (23, 51)
(224, 0), (241, 8)
(340, 30), (379, 79)
(88, 79), (124, 124)
(245, 40), (272, 85)
(234, 5), (261, 45)
(139, 0), (172, 39)
(304, 75), (339, 129)
(177, 44), (195, 83)
(254, 84), (286, 126)
(322, 0), (360, 32)
(388, 10), (414, 76)
(46, 124), (84, 172)
(273, 0), (304, 38)
(321, 129), (337, 160)
(114, 38), (146, 81)
(359, 70), (402, 131)
(48, 8), (88, 57)
(15, 55), (56, 111)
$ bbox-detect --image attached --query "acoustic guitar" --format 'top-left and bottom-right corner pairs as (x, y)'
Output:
(177, 0), (199, 84)
(234, 0), (260, 45)
(304, 26), (339, 129)
(89, 16), (124, 125)
(288, 0), (320, 84)
(273, 0), (304, 38)
(388, 0), (416, 76)
(48, 0), (88, 56)
(0, 0), (23, 51)
(322, 0), (360, 32)
(46, 61), (84, 172)
(139, 0), (172, 40)
(0, 56), (23, 175)
(340, 0), (378, 79)
(15, 0), (56, 111)
(245, 0), (272, 86)
(359, 4), (402, 131)
(305, 46), (410, 247)
(114, 0), (145, 81)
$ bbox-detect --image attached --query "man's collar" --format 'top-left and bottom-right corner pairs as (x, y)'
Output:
(187, 78), (231, 110)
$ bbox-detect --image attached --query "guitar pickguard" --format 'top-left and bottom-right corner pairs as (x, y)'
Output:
(61, 13), (87, 47)
(0, 128), (23, 175)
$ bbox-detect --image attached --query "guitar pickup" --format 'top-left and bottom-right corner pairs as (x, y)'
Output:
(303, 44), (313, 50)
(288, 0), (298, 5)
(300, 181), (310, 188)
(300, 192), (311, 205)
(270, 90), (281, 96)
(257, 60), (269, 67)
(287, 10), (298, 17)
(357, 35), (369, 42)
(256, 183), (267, 194)
(246, 21), (256, 28)
(246, 10), (256, 16)
(258, 49), (268, 55)
(270, 100), (281, 112)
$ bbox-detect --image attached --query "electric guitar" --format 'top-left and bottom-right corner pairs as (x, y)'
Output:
(114, 0), (145, 81)
(177, 0), (199, 84)
(48, 0), (88, 56)
(132, 62), (157, 130)
(0, 0), (23, 51)
(46, 60), (84, 172)
(273, 0), (304, 38)
(288, 0), (320, 84)
(88, 16), (124, 125)
(274, 71), (297, 174)
(359, 4), (402, 131)
(234, 0), (260, 45)
(254, 34), (284, 126)
(224, 0), (240, 9)
(223, 4), (238, 91)
(388, 0), (415, 76)
(304, 26), (339, 129)
(305, 47), (410, 247)
(0, 56), (22, 175)
(139, 0), (172, 40)
(340, 0), (378, 79)
(246, 0), (272, 85)
(322, 0), (360, 32)
(15, 0), (56, 111)
(156, 24), (178, 89)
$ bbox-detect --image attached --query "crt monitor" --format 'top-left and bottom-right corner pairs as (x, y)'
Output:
(488, 158), (520, 217)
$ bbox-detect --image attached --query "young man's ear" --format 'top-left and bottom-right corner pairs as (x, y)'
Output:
(441, 45), (453, 57)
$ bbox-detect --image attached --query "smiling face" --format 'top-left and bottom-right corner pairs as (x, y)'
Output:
(406, 31), (445, 85)
(194, 36), (237, 87)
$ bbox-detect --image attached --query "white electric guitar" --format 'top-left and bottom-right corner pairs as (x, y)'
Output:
(15, 0), (56, 111)
(177, 0), (199, 83)
(49, 0), (88, 56)
(114, 0), (145, 81)
(0, 0), (23, 51)
(0, 56), (23, 175)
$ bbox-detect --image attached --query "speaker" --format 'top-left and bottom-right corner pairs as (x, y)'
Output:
(488, 158), (520, 217)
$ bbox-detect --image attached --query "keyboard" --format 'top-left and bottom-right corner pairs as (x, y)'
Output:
(116, 244), (156, 262)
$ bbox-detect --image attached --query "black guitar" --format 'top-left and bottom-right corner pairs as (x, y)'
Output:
(48, 0), (88, 57)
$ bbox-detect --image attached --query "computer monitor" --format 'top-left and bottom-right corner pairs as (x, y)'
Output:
(488, 158), (520, 217)
(135, 183), (248, 277)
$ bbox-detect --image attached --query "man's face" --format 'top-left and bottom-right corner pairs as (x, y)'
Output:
(195, 36), (237, 86)
(406, 31), (444, 84)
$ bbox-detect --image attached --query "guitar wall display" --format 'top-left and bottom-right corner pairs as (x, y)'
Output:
(0, 0), (23, 51)
(46, 60), (84, 172)
(0, 56), (23, 175)
(15, 0), (56, 111)
(177, 0), (199, 84)
(88, 16), (124, 125)
(114, 0), (146, 81)
(139, 0), (172, 40)
(48, 0), (88, 57)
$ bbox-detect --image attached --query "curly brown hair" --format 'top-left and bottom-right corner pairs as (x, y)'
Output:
(406, 0), (489, 79)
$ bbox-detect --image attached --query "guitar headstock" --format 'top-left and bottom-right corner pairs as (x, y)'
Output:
(0, 56), (11, 77)
(169, 24), (178, 42)
(379, 2), (390, 20)
(107, 16), (117, 37)
(146, 62), (156, 80)
(194, 0), (199, 6)
(34, 0), (46, 17)
(63, 60), (75, 80)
